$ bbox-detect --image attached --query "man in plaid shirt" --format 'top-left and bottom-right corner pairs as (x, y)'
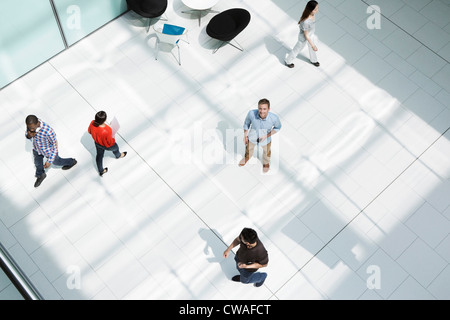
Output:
(25, 115), (77, 188)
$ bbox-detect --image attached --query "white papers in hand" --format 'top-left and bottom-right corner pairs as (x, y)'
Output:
(110, 116), (120, 138)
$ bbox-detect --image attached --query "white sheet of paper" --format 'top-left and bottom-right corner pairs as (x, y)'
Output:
(110, 116), (120, 138)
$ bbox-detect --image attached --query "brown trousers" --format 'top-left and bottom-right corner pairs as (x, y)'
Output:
(244, 141), (271, 165)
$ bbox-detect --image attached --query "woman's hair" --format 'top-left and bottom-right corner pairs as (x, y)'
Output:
(93, 111), (107, 127)
(298, 1), (318, 24)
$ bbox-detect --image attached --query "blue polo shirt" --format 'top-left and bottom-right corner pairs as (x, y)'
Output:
(243, 110), (282, 146)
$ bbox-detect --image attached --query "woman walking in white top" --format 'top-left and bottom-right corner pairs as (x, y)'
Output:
(285, 0), (320, 68)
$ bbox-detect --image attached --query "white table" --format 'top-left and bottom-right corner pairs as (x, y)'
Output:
(181, 0), (221, 26)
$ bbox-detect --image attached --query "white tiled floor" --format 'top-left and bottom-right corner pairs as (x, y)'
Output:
(0, 0), (449, 300)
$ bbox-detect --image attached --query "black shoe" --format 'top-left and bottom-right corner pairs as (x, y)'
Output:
(285, 62), (294, 68)
(62, 159), (77, 170)
(34, 173), (47, 188)
(232, 275), (241, 282)
(100, 168), (108, 177)
(312, 62), (320, 67)
(119, 152), (127, 159)
(254, 280), (265, 287)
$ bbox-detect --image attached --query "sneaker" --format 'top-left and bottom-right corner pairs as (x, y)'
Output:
(312, 62), (320, 67)
(62, 159), (77, 170)
(285, 62), (295, 68)
(100, 168), (108, 177)
(232, 275), (241, 282)
(263, 164), (270, 173)
(34, 173), (47, 188)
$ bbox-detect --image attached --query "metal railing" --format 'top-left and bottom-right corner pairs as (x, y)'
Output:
(0, 243), (43, 300)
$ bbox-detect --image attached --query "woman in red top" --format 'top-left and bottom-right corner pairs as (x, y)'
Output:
(88, 111), (127, 176)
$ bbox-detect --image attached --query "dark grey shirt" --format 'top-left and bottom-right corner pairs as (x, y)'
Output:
(236, 238), (269, 272)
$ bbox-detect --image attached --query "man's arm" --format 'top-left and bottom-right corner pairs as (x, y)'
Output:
(258, 115), (281, 142)
(223, 237), (240, 258)
(237, 262), (268, 269)
(43, 129), (58, 166)
(243, 130), (249, 144)
(243, 111), (254, 144)
(266, 129), (278, 139)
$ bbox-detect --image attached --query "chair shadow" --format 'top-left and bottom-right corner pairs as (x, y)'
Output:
(122, 10), (149, 29)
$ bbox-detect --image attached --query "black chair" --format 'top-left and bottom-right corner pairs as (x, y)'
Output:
(127, 0), (168, 32)
(206, 8), (251, 54)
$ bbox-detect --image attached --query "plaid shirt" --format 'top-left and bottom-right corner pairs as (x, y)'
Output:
(26, 121), (58, 163)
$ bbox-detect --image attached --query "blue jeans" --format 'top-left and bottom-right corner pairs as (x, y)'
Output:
(234, 256), (267, 286)
(95, 142), (121, 173)
(33, 150), (75, 177)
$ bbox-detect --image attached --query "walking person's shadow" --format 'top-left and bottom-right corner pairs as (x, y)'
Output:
(198, 228), (237, 280)
(81, 131), (96, 163)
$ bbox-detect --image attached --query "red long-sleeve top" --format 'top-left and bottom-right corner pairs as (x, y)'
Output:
(88, 120), (115, 148)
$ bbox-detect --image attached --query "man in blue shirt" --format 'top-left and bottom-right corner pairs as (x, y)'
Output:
(239, 98), (282, 173)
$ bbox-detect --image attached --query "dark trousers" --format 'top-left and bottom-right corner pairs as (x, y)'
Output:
(95, 142), (121, 173)
(33, 150), (75, 177)
(234, 256), (267, 285)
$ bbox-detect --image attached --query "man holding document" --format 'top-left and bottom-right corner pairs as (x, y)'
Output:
(88, 111), (127, 176)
